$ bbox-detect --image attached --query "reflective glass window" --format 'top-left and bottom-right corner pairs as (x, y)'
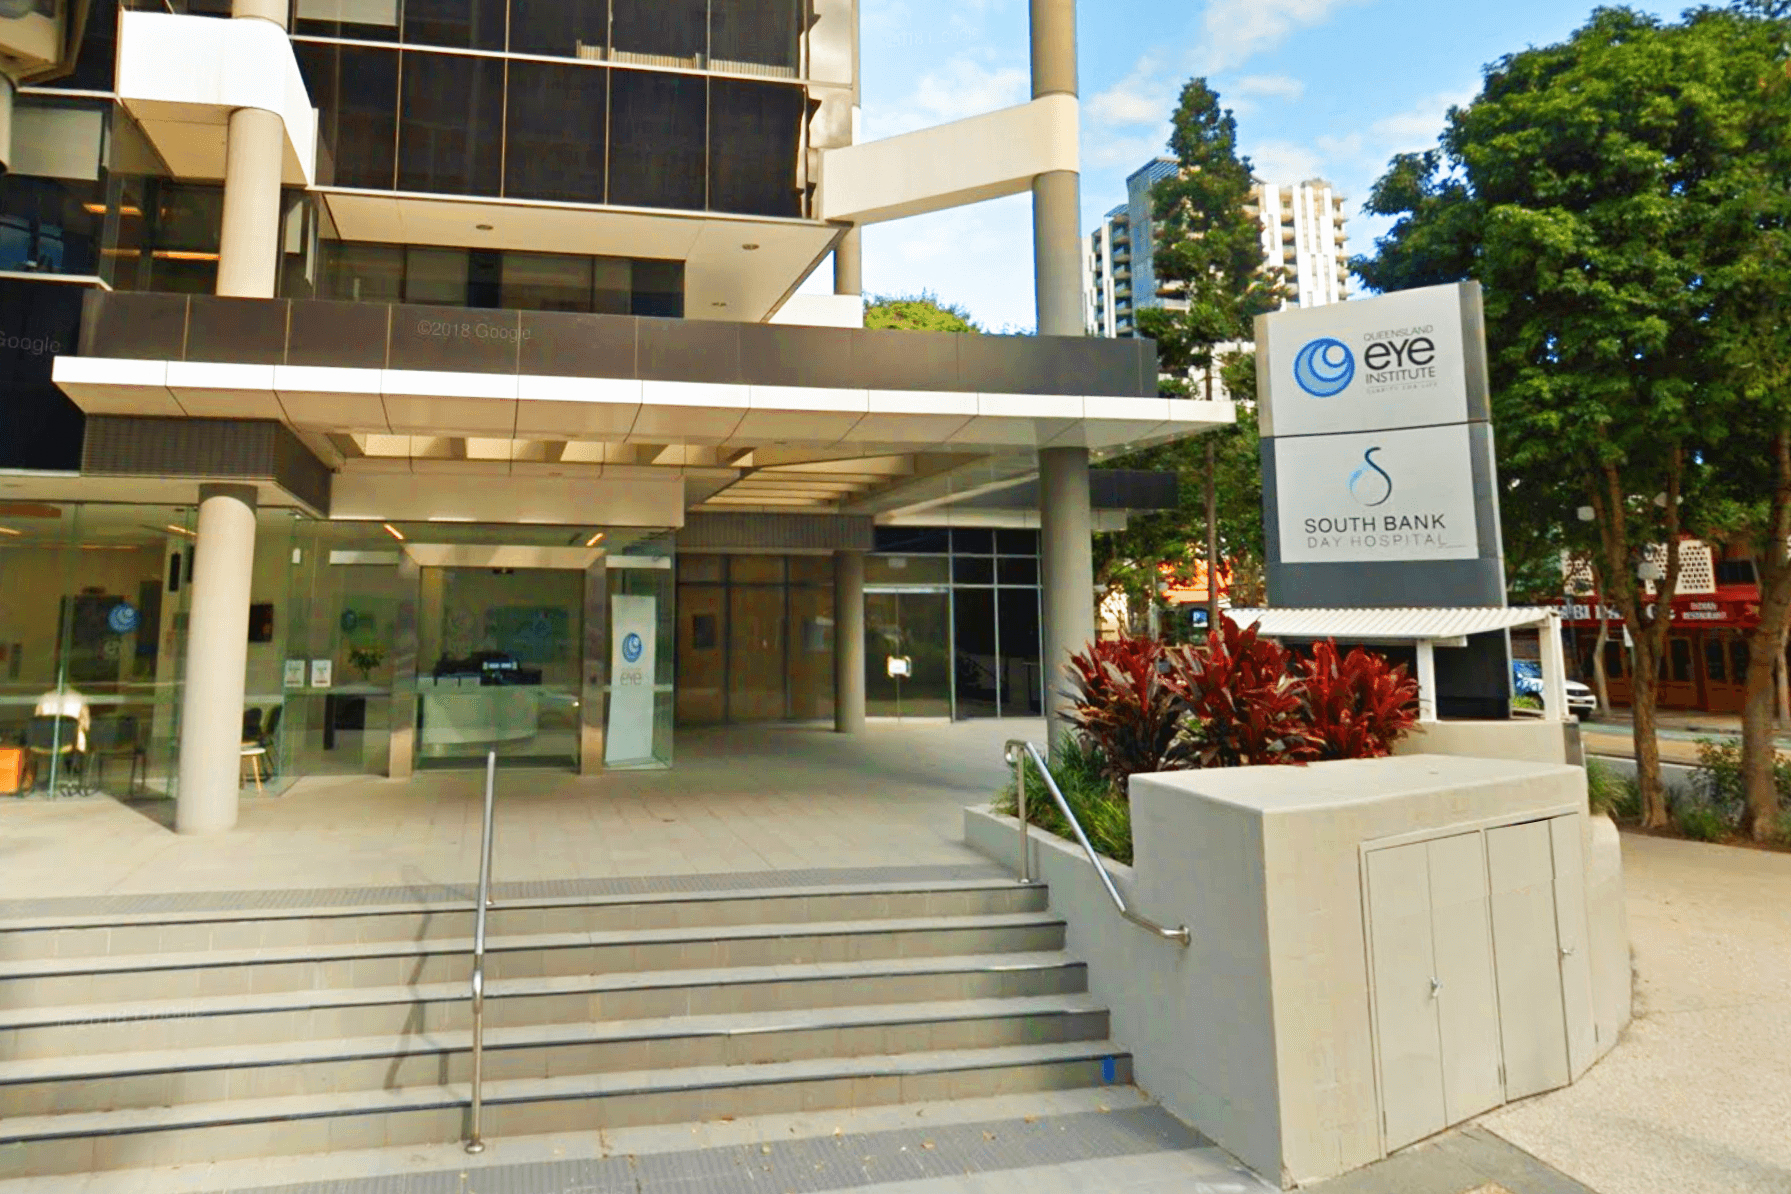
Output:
(401, 0), (505, 52)
(712, 0), (801, 75)
(608, 70), (707, 211)
(500, 252), (594, 312)
(631, 258), (684, 318)
(997, 587), (1041, 716)
(594, 258), (632, 315)
(508, 0), (607, 58)
(293, 0), (399, 42)
(43, 0), (115, 91)
(612, 0), (706, 67)
(295, 42), (399, 190)
(320, 241), (405, 303)
(505, 61), (608, 205)
(708, 79), (804, 217)
(398, 51), (504, 196)
(404, 246), (469, 304)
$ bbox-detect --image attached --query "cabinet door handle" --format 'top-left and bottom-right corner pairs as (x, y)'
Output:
(1430, 977), (1442, 997)
(1561, 945), (1576, 958)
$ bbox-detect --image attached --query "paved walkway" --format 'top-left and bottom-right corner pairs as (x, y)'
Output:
(1479, 831), (1791, 1194)
(0, 721), (1035, 901)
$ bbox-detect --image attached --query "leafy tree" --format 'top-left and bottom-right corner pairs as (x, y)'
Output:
(863, 292), (981, 333)
(1129, 79), (1284, 631)
(1354, 6), (1788, 828)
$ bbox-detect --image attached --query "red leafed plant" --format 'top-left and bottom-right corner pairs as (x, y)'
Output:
(1298, 639), (1420, 761)
(1175, 616), (1318, 768)
(1062, 633), (1197, 789)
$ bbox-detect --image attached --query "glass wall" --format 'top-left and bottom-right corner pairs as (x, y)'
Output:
(303, 240), (685, 317)
(0, 503), (193, 801)
(674, 553), (834, 725)
(870, 527), (1044, 720)
(291, 0), (802, 77)
(293, 33), (806, 215)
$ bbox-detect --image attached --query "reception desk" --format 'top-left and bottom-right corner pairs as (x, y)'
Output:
(417, 678), (539, 748)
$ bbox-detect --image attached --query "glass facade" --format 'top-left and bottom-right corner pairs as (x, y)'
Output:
(871, 527), (1043, 721)
(0, 507), (678, 797)
(292, 14), (807, 215)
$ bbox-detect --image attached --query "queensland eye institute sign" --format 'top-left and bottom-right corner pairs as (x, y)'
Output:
(1257, 281), (1505, 608)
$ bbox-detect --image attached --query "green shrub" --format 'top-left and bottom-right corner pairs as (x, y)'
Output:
(1675, 803), (1729, 843)
(1614, 775), (1642, 821)
(1775, 810), (1791, 847)
(1586, 758), (1623, 817)
(1512, 693), (1542, 711)
(1689, 737), (1791, 831)
(993, 737), (1134, 865)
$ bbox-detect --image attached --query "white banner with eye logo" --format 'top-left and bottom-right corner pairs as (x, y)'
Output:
(605, 594), (657, 765)
(1274, 424), (1480, 563)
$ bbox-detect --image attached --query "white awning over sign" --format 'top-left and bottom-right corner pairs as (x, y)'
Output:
(1227, 606), (1568, 724)
(1227, 607), (1557, 643)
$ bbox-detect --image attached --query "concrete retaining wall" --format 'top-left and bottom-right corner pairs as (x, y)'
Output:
(1393, 718), (1570, 765)
(965, 754), (1632, 1189)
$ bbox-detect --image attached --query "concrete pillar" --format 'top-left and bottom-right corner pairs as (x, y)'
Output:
(1416, 640), (1438, 723)
(216, 107), (285, 299)
(0, 76), (15, 175)
(1030, 0), (1082, 338)
(834, 550), (866, 734)
(216, 0), (289, 299)
(1540, 612), (1570, 723)
(833, 227), (862, 296)
(175, 484), (259, 835)
(1040, 448), (1094, 753)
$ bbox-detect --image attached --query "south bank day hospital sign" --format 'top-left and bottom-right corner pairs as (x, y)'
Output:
(1262, 282), (1483, 565)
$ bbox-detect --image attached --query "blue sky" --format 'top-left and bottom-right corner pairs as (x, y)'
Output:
(810, 0), (1686, 331)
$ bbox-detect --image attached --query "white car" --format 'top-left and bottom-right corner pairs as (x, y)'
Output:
(1514, 661), (1598, 719)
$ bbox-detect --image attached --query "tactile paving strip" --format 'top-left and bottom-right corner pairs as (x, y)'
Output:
(0, 864), (1012, 921)
(190, 1106), (1239, 1194)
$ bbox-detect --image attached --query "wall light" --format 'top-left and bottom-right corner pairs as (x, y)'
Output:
(584, 531), (605, 547)
(0, 526), (18, 536)
(382, 523), (406, 541)
(164, 524), (196, 538)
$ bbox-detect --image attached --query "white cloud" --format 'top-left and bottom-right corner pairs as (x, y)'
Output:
(1233, 74), (1306, 102)
(867, 57), (1030, 139)
(1086, 52), (1178, 128)
(1249, 140), (1326, 184)
(1200, 0), (1360, 72)
(1367, 89), (1475, 155)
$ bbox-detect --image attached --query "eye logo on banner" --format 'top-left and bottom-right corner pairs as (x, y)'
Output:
(107, 603), (140, 634)
(1348, 447), (1393, 507)
(621, 632), (644, 665)
(1293, 337), (1355, 398)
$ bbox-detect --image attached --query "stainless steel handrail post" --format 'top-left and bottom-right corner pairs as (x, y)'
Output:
(1003, 739), (1189, 947)
(465, 749), (497, 1154)
(1006, 740), (1032, 884)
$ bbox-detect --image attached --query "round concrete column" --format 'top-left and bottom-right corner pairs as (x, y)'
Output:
(1030, 0), (1082, 338)
(216, 106), (286, 299)
(216, 0), (289, 299)
(175, 484), (259, 835)
(834, 550), (866, 734)
(833, 228), (863, 297)
(1040, 447), (1094, 755)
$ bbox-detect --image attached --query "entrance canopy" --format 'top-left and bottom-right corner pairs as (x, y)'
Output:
(1229, 606), (1568, 723)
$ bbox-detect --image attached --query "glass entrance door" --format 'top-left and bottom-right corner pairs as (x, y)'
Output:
(415, 567), (583, 768)
(865, 590), (951, 718)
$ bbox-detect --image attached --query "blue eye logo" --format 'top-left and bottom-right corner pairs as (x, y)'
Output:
(621, 632), (644, 664)
(1349, 447), (1393, 507)
(1293, 337), (1355, 397)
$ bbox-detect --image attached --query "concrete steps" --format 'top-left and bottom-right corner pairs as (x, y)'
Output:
(0, 879), (1131, 1178)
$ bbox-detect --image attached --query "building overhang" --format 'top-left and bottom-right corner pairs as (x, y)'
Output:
(52, 292), (1234, 519)
(316, 191), (843, 324)
(115, 11), (316, 187)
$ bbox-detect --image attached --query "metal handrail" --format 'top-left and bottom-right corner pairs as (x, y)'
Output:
(1004, 740), (1189, 947)
(465, 749), (498, 1154)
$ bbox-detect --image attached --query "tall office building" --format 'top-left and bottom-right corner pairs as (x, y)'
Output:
(1084, 165), (1350, 340)
(0, 0), (1228, 833)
